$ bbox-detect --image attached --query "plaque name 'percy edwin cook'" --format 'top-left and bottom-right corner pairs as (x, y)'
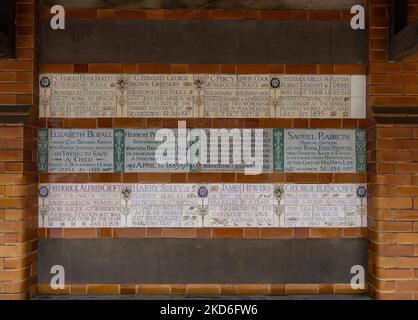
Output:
(38, 184), (367, 228)
(38, 129), (366, 173)
(39, 74), (366, 119)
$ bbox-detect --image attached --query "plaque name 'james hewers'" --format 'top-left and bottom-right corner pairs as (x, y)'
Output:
(38, 128), (366, 173)
(38, 184), (367, 228)
(39, 74), (366, 119)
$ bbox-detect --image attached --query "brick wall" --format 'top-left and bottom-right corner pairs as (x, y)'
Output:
(0, 0), (38, 300)
(367, 0), (418, 300)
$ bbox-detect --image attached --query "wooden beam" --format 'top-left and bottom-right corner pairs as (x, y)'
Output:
(389, 21), (418, 60)
(390, 0), (408, 36)
(0, 0), (15, 59)
(372, 106), (418, 124)
(389, 0), (418, 60)
(0, 105), (30, 123)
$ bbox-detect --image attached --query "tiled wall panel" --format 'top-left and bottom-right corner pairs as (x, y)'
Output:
(38, 183), (367, 228)
(38, 128), (367, 173)
(39, 74), (366, 118)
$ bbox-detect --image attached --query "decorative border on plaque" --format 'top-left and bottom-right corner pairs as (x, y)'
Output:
(38, 128), (367, 173)
(114, 129), (125, 173)
(38, 183), (367, 228)
(272, 129), (284, 172)
(39, 74), (366, 119)
(355, 129), (367, 173)
(38, 128), (49, 173)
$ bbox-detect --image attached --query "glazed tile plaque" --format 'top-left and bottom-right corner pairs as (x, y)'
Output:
(282, 184), (366, 227)
(124, 129), (191, 172)
(128, 184), (199, 227)
(207, 184), (275, 227)
(127, 75), (197, 118)
(39, 74), (120, 118)
(273, 129), (367, 173)
(194, 128), (273, 173)
(38, 183), (367, 228)
(39, 74), (366, 119)
(38, 129), (115, 173)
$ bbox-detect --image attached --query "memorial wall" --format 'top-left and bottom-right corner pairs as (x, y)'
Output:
(30, 3), (374, 296)
(38, 73), (367, 231)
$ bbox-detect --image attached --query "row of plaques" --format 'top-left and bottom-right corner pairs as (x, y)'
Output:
(38, 183), (367, 228)
(39, 74), (366, 119)
(38, 128), (367, 173)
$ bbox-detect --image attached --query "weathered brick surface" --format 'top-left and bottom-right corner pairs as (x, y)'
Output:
(0, 0), (38, 300)
(368, 0), (418, 300)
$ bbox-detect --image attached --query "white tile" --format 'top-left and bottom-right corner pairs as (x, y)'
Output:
(350, 96), (367, 119)
(351, 75), (366, 97)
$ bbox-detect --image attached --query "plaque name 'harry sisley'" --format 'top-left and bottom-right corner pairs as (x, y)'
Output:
(38, 183), (367, 228)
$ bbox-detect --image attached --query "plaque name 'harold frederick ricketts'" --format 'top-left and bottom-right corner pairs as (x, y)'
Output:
(39, 74), (366, 119)
(38, 128), (366, 173)
(38, 184), (367, 228)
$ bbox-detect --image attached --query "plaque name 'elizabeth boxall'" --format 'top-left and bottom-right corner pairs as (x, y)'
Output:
(38, 128), (366, 173)
(38, 183), (367, 228)
(39, 74), (366, 119)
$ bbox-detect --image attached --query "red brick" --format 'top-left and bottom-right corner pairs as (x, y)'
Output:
(97, 9), (116, 19)
(62, 229), (96, 239)
(310, 228), (340, 238)
(137, 284), (170, 295)
(113, 228), (145, 238)
(186, 284), (221, 295)
(161, 228), (196, 238)
(40, 64), (73, 73)
(212, 10), (244, 20)
(285, 64), (317, 74)
(87, 285), (119, 295)
(188, 64), (221, 74)
(260, 228), (293, 239)
(212, 228), (243, 238)
(115, 10), (146, 19)
(88, 64), (122, 73)
(370, 63), (403, 73)
(236, 64), (269, 74)
(260, 11), (292, 20)
(396, 163), (418, 173)
(285, 284), (319, 294)
(308, 10), (341, 20)
(333, 64), (365, 74)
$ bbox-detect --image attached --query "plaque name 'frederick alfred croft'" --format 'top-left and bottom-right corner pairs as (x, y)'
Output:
(39, 74), (366, 119)
(39, 128), (366, 173)
(39, 183), (367, 228)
